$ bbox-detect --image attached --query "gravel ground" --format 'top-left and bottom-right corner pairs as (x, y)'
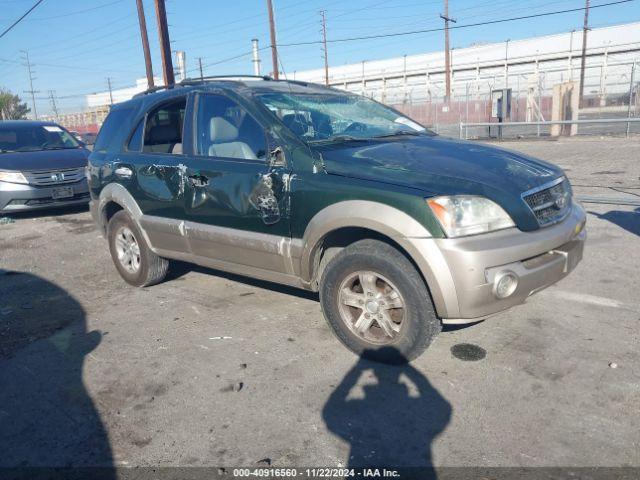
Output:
(0, 137), (638, 475)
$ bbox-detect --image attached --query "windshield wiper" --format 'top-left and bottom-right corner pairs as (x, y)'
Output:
(42, 146), (75, 150)
(373, 130), (423, 138)
(11, 147), (41, 152)
(311, 135), (374, 144)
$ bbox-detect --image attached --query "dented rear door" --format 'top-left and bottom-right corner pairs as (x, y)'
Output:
(126, 94), (191, 253)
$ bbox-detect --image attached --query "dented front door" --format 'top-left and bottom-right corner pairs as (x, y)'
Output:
(182, 92), (291, 271)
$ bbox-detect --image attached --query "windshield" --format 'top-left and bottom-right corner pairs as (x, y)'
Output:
(0, 124), (80, 153)
(257, 92), (433, 142)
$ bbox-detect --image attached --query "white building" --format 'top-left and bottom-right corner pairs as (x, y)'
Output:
(79, 22), (638, 128)
(86, 77), (163, 109)
(291, 22), (640, 108)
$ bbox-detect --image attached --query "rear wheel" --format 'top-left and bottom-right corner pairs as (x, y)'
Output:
(107, 210), (169, 287)
(319, 239), (440, 363)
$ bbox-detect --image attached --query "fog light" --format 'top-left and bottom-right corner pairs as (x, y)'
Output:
(494, 271), (518, 299)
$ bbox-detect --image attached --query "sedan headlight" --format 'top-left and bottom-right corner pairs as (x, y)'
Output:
(427, 196), (515, 237)
(0, 171), (28, 184)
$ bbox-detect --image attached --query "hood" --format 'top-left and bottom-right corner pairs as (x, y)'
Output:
(0, 148), (89, 172)
(315, 135), (565, 231)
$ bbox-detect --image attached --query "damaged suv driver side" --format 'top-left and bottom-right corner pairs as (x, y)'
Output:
(89, 76), (586, 363)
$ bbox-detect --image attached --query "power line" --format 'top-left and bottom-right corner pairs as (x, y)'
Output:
(29, 23), (139, 61)
(194, 50), (258, 73)
(34, 81), (133, 100)
(23, 14), (131, 52)
(0, 0), (45, 39)
(31, 31), (139, 65)
(28, 0), (124, 21)
(276, 0), (634, 47)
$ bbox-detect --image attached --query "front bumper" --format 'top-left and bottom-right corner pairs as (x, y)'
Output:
(408, 202), (587, 322)
(0, 180), (90, 213)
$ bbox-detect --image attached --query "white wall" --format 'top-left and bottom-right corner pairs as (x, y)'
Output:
(291, 22), (640, 103)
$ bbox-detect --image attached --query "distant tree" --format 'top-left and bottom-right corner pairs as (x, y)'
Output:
(0, 89), (30, 120)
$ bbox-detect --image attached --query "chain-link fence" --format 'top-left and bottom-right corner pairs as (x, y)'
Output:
(383, 60), (640, 139)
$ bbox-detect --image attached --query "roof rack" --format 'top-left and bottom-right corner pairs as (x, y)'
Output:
(134, 75), (274, 97)
(183, 74), (273, 84)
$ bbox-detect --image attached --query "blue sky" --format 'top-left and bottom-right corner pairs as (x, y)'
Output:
(0, 0), (638, 114)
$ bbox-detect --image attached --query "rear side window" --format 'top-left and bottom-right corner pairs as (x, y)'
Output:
(127, 119), (144, 152)
(94, 107), (134, 153)
(143, 98), (186, 154)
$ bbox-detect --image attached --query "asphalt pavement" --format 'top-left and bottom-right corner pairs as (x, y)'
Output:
(0, 137), (638, 475)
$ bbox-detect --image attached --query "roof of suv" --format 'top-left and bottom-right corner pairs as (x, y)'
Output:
(130, 76), (341, 102)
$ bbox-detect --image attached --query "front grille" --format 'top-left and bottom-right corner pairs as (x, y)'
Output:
(522, 178), (572, 227)
(8, 193), (90, 206)
(23, 167), (85, 186)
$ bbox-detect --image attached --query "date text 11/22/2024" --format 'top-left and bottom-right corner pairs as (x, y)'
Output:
(232, 468), (401, 477)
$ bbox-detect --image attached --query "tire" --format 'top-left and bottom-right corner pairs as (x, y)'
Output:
(319, 239), (441, 364)
(107, 210), (169, 287)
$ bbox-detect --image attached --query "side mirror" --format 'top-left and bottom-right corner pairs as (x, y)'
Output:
(268, 146), (286, 168)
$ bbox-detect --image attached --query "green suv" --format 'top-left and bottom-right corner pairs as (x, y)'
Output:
(88, 76), (586, 362)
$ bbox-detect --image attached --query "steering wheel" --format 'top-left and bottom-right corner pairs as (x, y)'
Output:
(343, 122), (368, 134)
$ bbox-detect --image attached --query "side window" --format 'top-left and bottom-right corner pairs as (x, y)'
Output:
(196, 94), (267, 160)
(94, 107), (134, 153)
(127, 119), (144, 152)
(143, 98), (186, 154)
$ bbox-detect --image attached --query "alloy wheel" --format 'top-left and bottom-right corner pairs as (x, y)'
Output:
(337, 270), (406, 344)
(114, 226), (141, 274)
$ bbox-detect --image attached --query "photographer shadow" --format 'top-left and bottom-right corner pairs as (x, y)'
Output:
(0, 272), (113, 478)
(323, 348), (451, 478)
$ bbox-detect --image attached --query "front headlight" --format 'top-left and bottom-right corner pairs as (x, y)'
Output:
(0, 171), (28, 184)
(427, 195), (515, 237)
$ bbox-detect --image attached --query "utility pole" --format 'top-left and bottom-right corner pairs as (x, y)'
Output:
(568, 29), (575, 80)
(107, 77), (114, 105)
(197, 57), (204, 80)
(266, 0), (279, 79)
(504, 38), (510, 88)
(578, 0), (590, 108)
(440, 0), (456, 103)
(48, 90), (59, 122)
(626, 61), (636, 138)
(251, 39), (261, 76)
(154, 0), (175, 86)
(320, 10), (329, 86)
(136, 0), (155, 89)
(20, 50), (39, 120)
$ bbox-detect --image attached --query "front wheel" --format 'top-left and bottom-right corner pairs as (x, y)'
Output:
(319, 239), (441, 364)
(107, 210), (169, 287)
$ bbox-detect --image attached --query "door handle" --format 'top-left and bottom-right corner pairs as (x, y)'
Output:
(188, 174), (209, 187)
(114, 166), (133, 179)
